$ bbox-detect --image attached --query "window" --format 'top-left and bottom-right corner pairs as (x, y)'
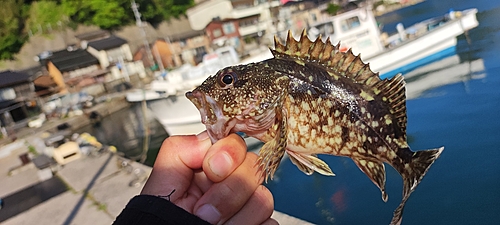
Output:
(0, 88), (16, 101)
(341, 16), (361, 31)
(222, 23), (236, 34)
(213, 29), (222, 38)
(311, 13), (317, 22)
(239, 18), (258, 28)
(106, 48), (124, 64)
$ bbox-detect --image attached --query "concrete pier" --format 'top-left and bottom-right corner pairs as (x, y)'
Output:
(0, 94), (313, 225)
(1, 143), (312, 224)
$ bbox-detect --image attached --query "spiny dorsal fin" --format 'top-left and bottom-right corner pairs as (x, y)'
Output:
(272, 30), (408, 139)
(272, 30), (379, 86)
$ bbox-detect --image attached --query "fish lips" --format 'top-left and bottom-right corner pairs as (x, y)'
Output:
(186, 90), (232, 143)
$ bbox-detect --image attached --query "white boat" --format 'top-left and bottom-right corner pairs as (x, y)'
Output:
(305, 7), (479, 78)
(126, 46), (240, 103)
(127, 7), (479, 141)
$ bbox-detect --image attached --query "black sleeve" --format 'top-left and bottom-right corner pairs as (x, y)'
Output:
(113, 195), (211, 225)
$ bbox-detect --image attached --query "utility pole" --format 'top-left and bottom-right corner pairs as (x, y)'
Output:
(131, 0), (154, 67)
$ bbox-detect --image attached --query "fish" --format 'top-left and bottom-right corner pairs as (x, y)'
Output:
(186, 31), (443, 225)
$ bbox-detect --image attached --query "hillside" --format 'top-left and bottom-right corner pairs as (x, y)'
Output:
(0, 0), (194, 69)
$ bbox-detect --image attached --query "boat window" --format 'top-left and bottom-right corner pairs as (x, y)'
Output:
(341, 16), (361, 31)
(314, 22), (335, 36)
(311, 13), (317, 22)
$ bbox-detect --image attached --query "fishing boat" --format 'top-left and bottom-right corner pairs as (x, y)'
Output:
(127, 6), (479, 139)
(306, 7), (479, 78)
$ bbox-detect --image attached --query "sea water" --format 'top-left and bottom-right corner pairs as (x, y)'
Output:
(265, 0), (500, 224)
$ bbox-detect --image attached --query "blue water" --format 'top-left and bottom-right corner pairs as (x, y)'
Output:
(265, 0), (500, 224)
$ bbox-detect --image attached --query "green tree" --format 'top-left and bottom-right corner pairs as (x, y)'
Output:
(326, 3), (341, 16)
(137, 0), (194, 26)
(26, 1), (67, 33)
(61, 0), (132, 30)
(0, 0), (27, 60)
(59, 0), (194, 28)
(90, 0), (130, 29)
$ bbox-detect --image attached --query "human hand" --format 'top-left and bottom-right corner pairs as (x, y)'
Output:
(141, 132), (277, 225)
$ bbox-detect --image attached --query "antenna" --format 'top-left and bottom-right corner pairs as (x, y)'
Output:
(131, 0), (154, 67)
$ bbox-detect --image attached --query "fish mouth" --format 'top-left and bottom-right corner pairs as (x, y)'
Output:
(186, 90), (233, 143)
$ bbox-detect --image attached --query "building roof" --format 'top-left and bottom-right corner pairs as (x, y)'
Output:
(0, 70), (32, 88)
(48, 49), (99, 72)
(75, 30), (110, 41)
(87, 35), (127, 51)
(20, 65), (47, 78)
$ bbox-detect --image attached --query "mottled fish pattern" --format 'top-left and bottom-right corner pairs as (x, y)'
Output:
(186, 31), (443, 225)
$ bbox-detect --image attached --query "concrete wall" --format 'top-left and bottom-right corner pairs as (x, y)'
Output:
(187, 0), (234, 30)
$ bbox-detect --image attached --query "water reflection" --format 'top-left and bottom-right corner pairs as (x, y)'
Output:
(76, 102), (168, 166)
(404, 55), (485, 99)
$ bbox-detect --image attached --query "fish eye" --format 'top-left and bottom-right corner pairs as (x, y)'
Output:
(218, 71), (237, 88)
(222, 74), (233, 84)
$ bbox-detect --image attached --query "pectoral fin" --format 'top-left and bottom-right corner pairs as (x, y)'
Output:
(257, 108), (288, 182)
(352, 158), (388, 202)
(287, 151), (335, 176)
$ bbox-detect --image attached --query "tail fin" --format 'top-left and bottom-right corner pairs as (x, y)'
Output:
(390, 147), (444, 225)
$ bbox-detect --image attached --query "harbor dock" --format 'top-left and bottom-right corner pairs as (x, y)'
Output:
(0, 94), (311, 224)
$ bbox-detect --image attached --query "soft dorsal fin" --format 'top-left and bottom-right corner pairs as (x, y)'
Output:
(272, 30), (408, 140)
(373, 74), (407, 139)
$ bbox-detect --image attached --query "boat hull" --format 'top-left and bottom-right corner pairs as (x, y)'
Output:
(371, 8), (479, 78)
(147, 95), (205, 136)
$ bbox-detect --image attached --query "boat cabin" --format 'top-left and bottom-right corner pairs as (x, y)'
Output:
(307, 7), (384, 59)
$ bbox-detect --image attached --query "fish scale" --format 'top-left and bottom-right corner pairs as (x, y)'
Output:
(186, 30), (443, 225)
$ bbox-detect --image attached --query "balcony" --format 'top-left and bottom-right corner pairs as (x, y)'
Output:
(230, 0), (280, 19)
(239, 22), (268, 36)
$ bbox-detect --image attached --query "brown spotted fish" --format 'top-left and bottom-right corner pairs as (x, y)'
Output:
(186, 31), (443, 225)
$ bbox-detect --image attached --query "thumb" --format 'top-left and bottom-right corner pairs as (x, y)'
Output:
(141, 132), (212, 200)
(203, 133), (247, 183)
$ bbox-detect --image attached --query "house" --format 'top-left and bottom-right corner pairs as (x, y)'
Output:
(44, 48), (105, 95)
(158, 17), (211, 66)
(86, 35), (132, 68)
(277, 0), (326, 36)
(187, 0), (281, 54)
(205, 18), (244, 53)
(0, 70), (39, 129)
(134, 39), (179, 70)
(21, 65), (59, 98)
(85, 35), (146, 83)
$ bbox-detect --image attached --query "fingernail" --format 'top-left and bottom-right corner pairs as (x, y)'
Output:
(197, 131), (209, 141)
(208, 152), (232, 178)
(195, 204), (221, 224)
